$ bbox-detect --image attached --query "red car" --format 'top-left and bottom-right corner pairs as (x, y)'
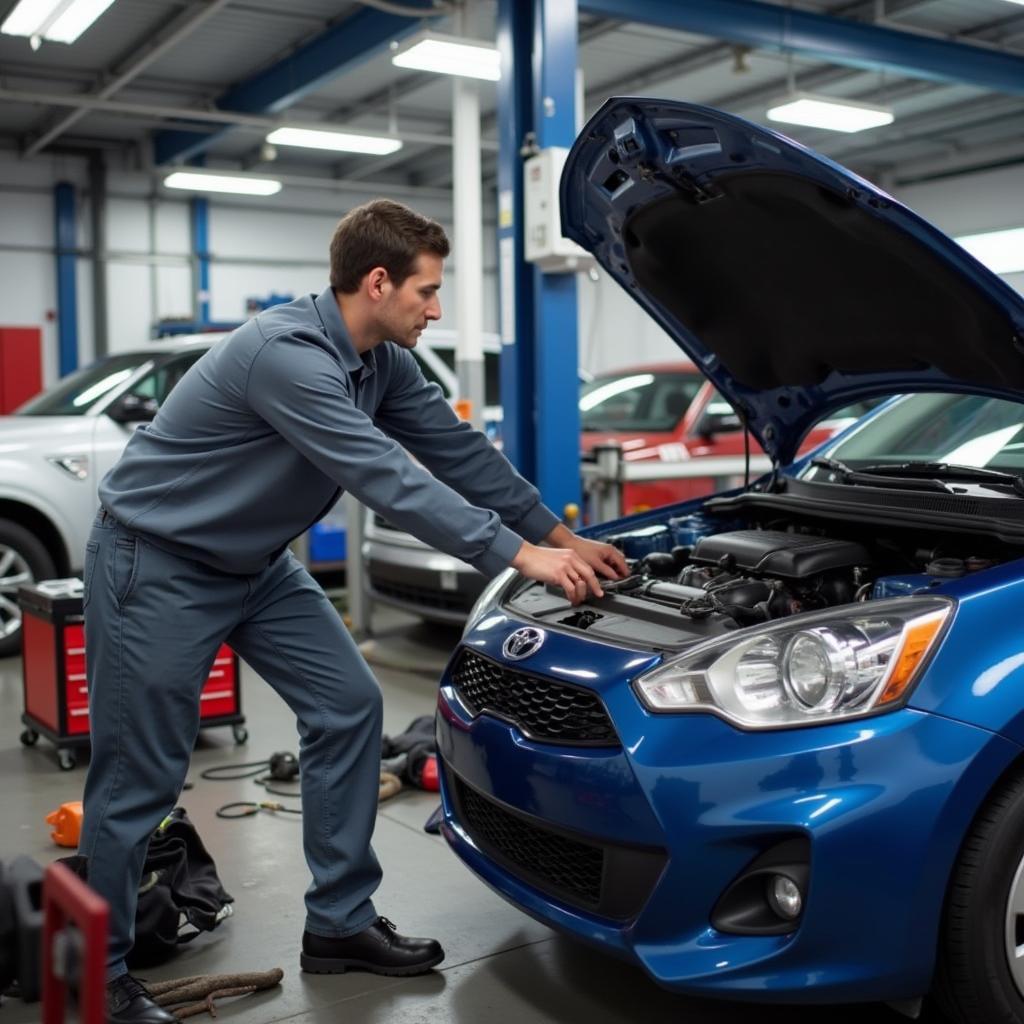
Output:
(580, 362), (873, 514)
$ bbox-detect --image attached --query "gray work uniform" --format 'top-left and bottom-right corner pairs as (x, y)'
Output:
(80, 286), (560, 979)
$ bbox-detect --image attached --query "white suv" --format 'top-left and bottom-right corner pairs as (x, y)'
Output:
(0, 336), (217, 656)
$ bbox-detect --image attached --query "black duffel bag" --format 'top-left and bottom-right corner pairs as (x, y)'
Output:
(62, 806), (234, 967)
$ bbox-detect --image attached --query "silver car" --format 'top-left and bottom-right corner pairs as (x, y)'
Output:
(362, 511), (486, 625)
(0, 337), (215, 656)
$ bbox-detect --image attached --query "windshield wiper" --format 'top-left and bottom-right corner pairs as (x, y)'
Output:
(809, 457), (953, 494)
(856, 461), (1024, 496)
(811, 457), (854, 478)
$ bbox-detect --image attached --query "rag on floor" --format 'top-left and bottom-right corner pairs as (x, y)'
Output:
(381, 715), (437, 789)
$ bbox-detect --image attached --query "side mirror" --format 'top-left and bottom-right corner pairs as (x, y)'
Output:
(107, 393), (159, 424)
(697, 409), (743, 438)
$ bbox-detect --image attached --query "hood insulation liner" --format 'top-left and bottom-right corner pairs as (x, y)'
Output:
(624, 171), (1022, 392)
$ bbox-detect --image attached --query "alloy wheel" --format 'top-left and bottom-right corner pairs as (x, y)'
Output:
(0, 545), (33, 639)
(1005, 850), (1024, 998)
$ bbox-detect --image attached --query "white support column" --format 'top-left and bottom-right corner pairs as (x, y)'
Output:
(452, 57), (486, 428)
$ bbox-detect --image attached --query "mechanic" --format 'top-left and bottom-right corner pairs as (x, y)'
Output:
(80, 198), (628, 1024)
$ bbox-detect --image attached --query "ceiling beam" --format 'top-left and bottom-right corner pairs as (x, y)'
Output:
(892, 135), (1024, 185)
(0, 87), (497, 152)
(585, 40), (733, 103)
(153, 3), (437, 166)
(23, 0), (233, 157)
(2, 61), (206, 99)
(822, 94), (1024, 163)
(577, 0), (1024, 97)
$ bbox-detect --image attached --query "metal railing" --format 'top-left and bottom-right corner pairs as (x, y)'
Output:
(581, 442), (772, 523)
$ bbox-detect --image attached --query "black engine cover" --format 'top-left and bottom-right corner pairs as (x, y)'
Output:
(692, 530), (870, 579)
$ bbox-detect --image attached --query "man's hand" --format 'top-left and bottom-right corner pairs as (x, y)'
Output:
(511, 542), (607, 605)
(543, 523), (629, 583)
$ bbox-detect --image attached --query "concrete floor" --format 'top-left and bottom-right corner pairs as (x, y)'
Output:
(0, 606), (927, 1023)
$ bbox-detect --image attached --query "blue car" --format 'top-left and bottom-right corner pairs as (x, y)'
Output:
(435, 98), (1024, 1023)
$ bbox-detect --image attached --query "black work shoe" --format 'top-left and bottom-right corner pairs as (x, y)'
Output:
(106, 974), (176, 1024)
(301, 917), (444, 976)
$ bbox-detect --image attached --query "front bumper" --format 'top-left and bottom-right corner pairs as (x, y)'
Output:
(437, 621), (1021, 1004)
(363, 535), (484, 624)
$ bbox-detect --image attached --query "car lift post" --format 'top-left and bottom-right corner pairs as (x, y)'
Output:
(591, 443), (623, 523)
(344, 493), (371, 639)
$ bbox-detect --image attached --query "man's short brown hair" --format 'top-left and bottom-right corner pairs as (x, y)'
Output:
(329, 198), (450, 294)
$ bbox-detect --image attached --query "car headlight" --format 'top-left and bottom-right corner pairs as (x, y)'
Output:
(463, 567), (518, 638)
(634, 596), (952, 729)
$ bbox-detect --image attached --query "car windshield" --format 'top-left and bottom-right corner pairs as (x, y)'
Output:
(580, 371), (703, 432)
(805, 393), (1024, 475)
(17, 353), (154, 416)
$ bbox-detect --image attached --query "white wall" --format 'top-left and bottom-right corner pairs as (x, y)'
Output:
(577, 269), (681, 375)
(892, 164), (1024, 297)
(0, 149), (491, 382)
(0, 149), (1020, 386)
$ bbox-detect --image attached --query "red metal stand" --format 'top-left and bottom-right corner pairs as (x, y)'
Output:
(42, 862), (108, 1024)
(0, 326), (42, 412)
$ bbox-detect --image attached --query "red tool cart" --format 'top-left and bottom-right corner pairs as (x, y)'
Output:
(19, 579), (248, 770)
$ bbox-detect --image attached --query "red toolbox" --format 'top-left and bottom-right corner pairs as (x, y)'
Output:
(19, 580), (248, 770)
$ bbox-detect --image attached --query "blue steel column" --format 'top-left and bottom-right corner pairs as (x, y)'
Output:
(496, 0), (536, 481)
(531, 0), (580, 515)
(54, 182), (78, 377)
(190, 197), (210, 325)
(497, 0), (581, 514)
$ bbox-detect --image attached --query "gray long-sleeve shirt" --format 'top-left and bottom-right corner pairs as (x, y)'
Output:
(100, 286), (560, 576)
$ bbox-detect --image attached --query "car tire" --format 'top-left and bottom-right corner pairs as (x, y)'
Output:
(932, 768), (1024, 1024)
(0, 519), (56, 658)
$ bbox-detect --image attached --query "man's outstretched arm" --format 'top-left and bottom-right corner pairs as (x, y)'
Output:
(247, 335), (614, 603)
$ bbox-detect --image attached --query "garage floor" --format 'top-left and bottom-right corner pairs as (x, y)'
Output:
(1, 606), (924, 1023)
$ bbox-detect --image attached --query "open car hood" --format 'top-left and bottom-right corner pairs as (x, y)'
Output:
(560, 98), (1024, 466)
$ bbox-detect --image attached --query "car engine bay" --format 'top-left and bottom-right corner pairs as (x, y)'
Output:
(504, 500), (1018, 651)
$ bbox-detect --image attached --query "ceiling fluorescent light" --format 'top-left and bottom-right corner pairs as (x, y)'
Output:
(266, 127), (402, 156)
(1, 0), (116, 43)
(954, 226), (1024, 275)
(163, 172), (282, 197)
(391, 32), (501, 81)
(767, 93), (894, 133)
(1, 0), (63, 36)
(46, 0), (116, 42)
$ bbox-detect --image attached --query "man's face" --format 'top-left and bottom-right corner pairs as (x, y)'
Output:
(377, 252), (443, 348)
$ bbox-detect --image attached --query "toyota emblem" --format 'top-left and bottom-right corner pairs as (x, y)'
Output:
(502, 627), (546, 661)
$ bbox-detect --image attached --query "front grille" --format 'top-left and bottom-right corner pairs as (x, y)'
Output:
(451, 649), (618, 746)
(454, 775), (604, 908)
(369, 576), (475, 614)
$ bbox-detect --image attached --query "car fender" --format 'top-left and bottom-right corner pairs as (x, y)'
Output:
(0, 481), (81, 570)
(908, 564), (1024, 745)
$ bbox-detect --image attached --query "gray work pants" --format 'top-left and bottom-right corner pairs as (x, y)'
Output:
(78, 509), (383, 978)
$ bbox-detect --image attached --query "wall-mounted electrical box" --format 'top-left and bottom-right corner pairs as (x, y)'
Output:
(523, 147), (596, 274)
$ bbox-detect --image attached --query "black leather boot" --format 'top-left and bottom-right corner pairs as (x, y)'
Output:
(301, 916), (444, 976)
(106, 974), (176, 1024)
